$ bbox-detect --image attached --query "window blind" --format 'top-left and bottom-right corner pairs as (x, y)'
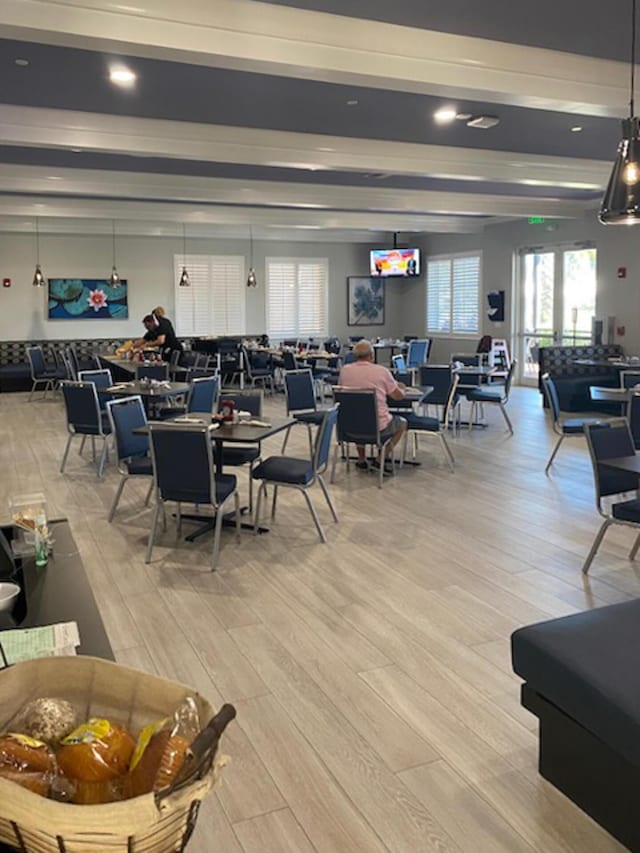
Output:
(174, 254), (246, 337)
(266, 258), (328, 339)
(427, 253), (481, 335)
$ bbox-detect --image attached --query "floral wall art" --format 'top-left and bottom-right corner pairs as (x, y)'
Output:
(347, 276), (385, 326)
(48, 279), (129, 320)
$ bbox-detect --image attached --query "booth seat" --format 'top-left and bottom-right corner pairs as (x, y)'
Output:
(0, 339), (125, 392)
(537, 344), (624, 412)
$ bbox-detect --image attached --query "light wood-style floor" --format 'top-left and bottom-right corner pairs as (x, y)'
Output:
(1, 385), (636, 852)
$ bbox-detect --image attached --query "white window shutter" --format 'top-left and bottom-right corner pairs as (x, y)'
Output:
(174, 254), (246, 337)
(427, 253), (481, 335)
(427, 259), (452, 334)
(452, 256), (480, 335)
(266, 258), (328, 340)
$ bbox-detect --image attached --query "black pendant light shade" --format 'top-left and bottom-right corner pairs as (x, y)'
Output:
(599, 117), (640, 224)
(179, 223), (191, 287)
(599, 0), (640, 224)
(246, 225), (258, 287)
(32, 218), (45, 287)
(109, 219), (121, 284)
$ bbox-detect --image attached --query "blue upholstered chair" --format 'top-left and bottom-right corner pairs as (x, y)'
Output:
(60, 381), (112, 478)
(402, 374), (459, 471)
(330, 388), (396, 488)
(146, 423), (240, 571)
(106, 396), (153, 522)
(216, 390), (263, 513)
(135, 362), (169, 381)
(407, 339), (431, 368)
(282, 369), (329, 454)
(583, 420), (640, 574)
(26, 346), (59, 400)
(467, 359), (517, 434)
(252, 405), (339, 543)
(541, 372), (607, 474)
(78, 368), (114, 411)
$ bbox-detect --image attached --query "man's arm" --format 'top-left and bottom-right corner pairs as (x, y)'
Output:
(384, 369), (406, 401)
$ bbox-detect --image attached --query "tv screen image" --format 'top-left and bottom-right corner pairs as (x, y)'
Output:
(370, 248), (420, 277)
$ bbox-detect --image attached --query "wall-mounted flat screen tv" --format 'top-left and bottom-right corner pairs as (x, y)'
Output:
(370, 248), (420, 277)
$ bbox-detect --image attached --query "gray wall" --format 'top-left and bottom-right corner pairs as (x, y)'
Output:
(0, 233), (407, 343)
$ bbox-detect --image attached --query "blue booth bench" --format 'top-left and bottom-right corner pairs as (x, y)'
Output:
(537, 344), (624, 412)
(0, 339), (125, 392)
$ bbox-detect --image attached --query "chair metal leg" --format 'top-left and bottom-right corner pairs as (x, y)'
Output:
(302, 489), (326, 543)
(108, 476), (127, 522)
(144, 479), (154, 506)
(545, 435), (565, 474)
(468, 402), (476, 431)
(317, 475), (338, 522)
(211, 500), (226, 571)
(582, 519), (612, 574)
(253, 482), (266, 534)
(500, 403), (514, 435)
(91, 436), (96, 462)
(439, 433), (455, 471)
(234, 491), (241, 543)
(306, 424), (314, 460)
(97, 438), (108, 478)
(330, 443), (340, 483)
(78, 436), (87, 456)
(145, 501), (162, 563)
(60, 435), (73, 473)
(28, 380), (36, 402)
(176, 502), (182, 535)
(281, 424), (293, 453)
(630, 531), (640, 561)
(271, 485), (279, 520)
(378, 444), (386, 489)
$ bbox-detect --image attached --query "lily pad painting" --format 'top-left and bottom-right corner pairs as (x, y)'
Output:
(48, 279), (128, 320)
(347, 277), (385, 326)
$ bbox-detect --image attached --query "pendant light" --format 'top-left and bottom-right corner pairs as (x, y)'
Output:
(109, 219), (120, 285)
(599, 0), (640, 224)
(32, 217), (45, 287)
(179, 223), (190, 286)
(246, 225), (257, 287)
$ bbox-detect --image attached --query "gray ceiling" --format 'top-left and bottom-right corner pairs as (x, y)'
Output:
(256, 0), (632, 62)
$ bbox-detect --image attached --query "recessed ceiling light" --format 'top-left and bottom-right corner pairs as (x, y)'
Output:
(109, 66), (136, 87)
(571, 126), (583, 132)
(434, 107), (458, 124)
(14, 58), (29, 67)
(346, 99), (359, 106)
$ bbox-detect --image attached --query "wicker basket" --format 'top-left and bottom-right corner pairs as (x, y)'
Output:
(0, 656), (231, 853)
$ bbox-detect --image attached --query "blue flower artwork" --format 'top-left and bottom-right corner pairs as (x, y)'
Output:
(48, 279), (129, 320)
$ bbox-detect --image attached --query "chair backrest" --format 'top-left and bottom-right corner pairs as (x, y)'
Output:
(283, 339), (299, 349)
(61, 381), (103, 434)
(407, 339), (430, 368)
(477, 334), (493, 354)
(136, 362), (169, 381)
(541, 373), (561, 423)
(503, 358), (517, 399)
(169, 350), (182, 369)
(443, 373), (461, 427)
(284, 369), (316, 414)
(188, 375), (219, 414)
(630, 393), (640, 451)
(585, 420), (639, 501)
(282, 351), (299, 371)
(26, 346), (46, 379)
(313, 405), (339, 473)
(106, 396), (149, 462)
(78, 368), (113, 391)
(324, 338), (341, 354)
(53, 349), (68, 376)
(148, 424), (216, 505)
(621, 370), (640, 389)
(218, 390), (263, 417)
(333, 388), (379, 444)
(392, 354), (407, 373)
(343, 351), (356, 366)
(418, 365), (453, 406)
(65, 346), (80, 381)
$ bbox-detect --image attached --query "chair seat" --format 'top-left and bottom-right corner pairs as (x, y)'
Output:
(252, 456), (314, 485)
(36, 370), (60, 380)
(612, 498), (640, 523)
(251, 368), (274, 378)
(161, 473), (237, 505)
(405, 413), (441, 432)
(293, 411), (325, 426)
(466, 388), (504, 403)
(220, 446), (261, 466)
(562, 417), (602, 435)
(125, 456), (153, 475)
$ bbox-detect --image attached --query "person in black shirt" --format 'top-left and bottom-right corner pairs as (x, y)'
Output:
(132, 313), (183, 358)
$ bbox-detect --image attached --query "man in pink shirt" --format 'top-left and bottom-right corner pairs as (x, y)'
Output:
(338, 339), (407, 470)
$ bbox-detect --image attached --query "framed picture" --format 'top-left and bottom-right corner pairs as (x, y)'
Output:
(347, 276), (385, 326)
(48, 279), (129, 320)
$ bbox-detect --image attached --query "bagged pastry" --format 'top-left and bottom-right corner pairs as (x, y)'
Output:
(127, 697), (200, 797)
(0, 733), (57, 797)
(56, 718), (135, 804)
(20, 697), (78, 744)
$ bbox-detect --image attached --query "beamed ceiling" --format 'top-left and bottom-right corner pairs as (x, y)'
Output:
(0, 0), (630, 240)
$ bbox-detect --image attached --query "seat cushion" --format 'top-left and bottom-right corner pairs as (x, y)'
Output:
(293, 411), (325, 426)
(216, 473), (238, 503)
(562, 417), (603, 435)
(612, 498), (640, 523)
(512, 599), (640, 767)
(220, 446), (261, 466)
(125, 456), (153, 475)
(467, 388), (504, 403)
(252, 456), (313, 485)
(405, 413), (440, 432)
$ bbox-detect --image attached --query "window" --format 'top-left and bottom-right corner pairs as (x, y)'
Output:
(266, 258), (328, 339)
(427, 253), (481, 335)
(174, 254), (246, 336)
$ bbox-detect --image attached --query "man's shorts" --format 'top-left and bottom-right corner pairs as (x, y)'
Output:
(380, 414), (407, 443)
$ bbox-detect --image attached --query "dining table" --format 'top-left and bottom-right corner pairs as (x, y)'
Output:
(105, 379), (190, 414)
(600, 454), (640, 475)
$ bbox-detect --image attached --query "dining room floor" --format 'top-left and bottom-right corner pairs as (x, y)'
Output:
(0, 384), (635, 852)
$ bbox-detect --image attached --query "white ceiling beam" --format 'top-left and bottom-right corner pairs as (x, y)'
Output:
(0, 164), (591, 219)
(0, 105), (609, 190)
(0, 0), (630, 117)
(0, 195), (486, 234)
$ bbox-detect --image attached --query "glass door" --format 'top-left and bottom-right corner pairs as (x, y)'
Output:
(517, 245), (596, 385)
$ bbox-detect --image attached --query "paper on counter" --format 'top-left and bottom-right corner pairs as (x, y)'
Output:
(0, 621), (80, 664)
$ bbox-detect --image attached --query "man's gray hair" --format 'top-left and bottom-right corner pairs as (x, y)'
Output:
(353, 339), (373, 359)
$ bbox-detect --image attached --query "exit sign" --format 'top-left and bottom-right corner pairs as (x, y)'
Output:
(528, 217), (546, 224)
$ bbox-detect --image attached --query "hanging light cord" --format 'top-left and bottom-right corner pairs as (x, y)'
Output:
(632, 0), (637, 117)
(112, 220), (116, 266)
